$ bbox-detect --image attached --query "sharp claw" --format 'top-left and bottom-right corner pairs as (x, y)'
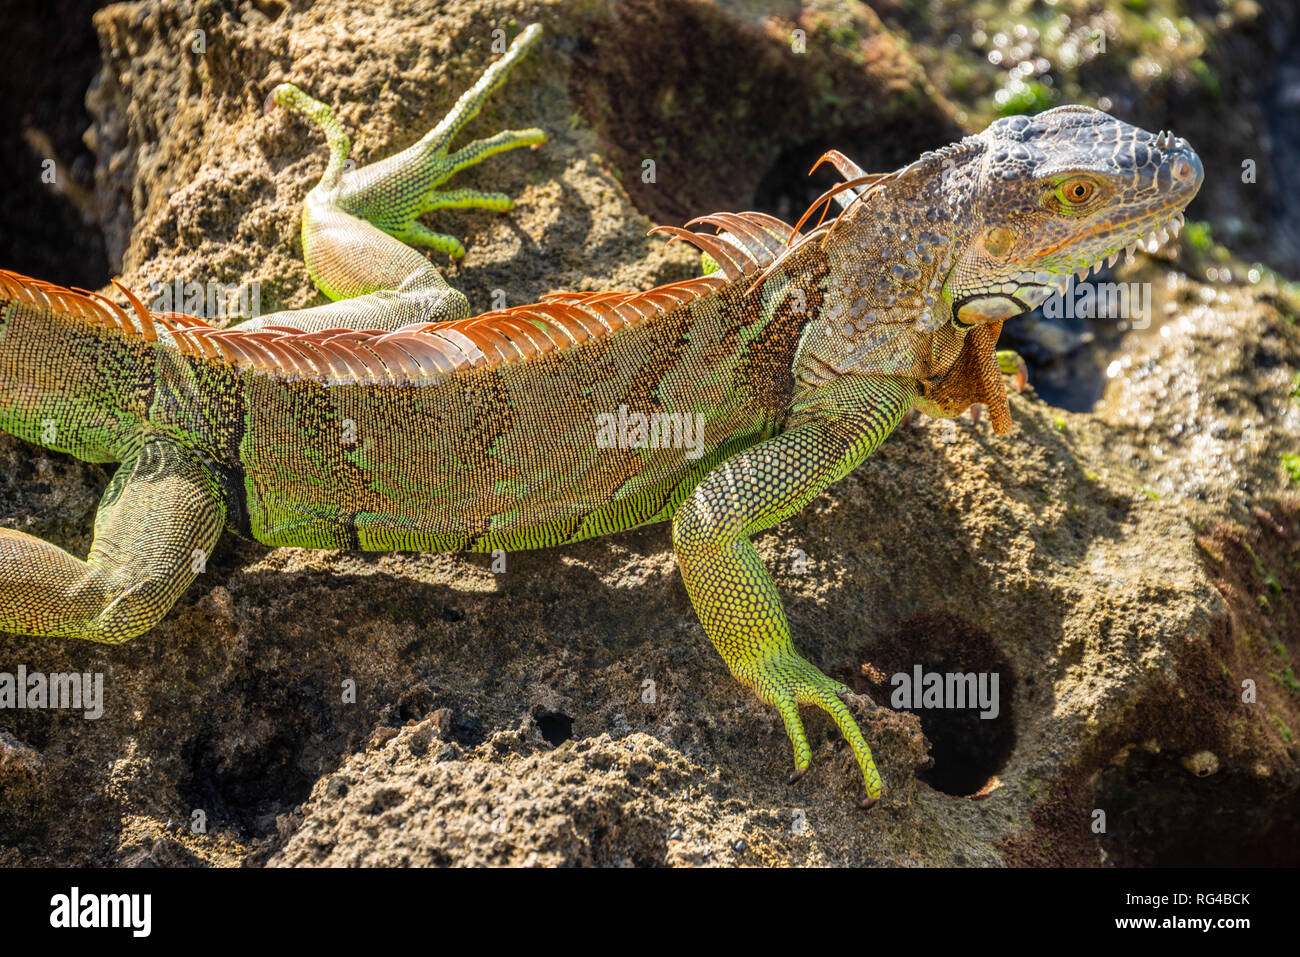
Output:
(787, 767), (807, 785)
(860, 795), (878, 810)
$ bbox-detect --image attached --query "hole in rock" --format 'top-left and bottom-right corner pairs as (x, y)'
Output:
(537, 712), (574, 747)
(854, 612), (1016, 797)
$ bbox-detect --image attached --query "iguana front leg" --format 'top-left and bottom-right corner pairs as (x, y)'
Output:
(238, 24), (546, 332)
(0, 440), (225, 642)
(672, 375), (918, 805)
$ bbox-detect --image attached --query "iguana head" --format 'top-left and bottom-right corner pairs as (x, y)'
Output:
(945, 105), (1203, 326)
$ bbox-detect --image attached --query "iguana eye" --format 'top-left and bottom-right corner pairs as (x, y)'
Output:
(1061, 180), (1094, 204)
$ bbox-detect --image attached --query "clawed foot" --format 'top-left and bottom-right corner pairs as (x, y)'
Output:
(269, 23), (547, 259)
(747, 651), (884, 806)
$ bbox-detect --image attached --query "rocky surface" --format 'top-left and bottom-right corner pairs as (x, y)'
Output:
(0, 0), (1297, 867)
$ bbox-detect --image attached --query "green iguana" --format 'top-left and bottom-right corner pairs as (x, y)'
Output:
(0, 25), (1202, 804)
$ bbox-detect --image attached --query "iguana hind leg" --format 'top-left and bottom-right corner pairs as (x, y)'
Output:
(238, 24), (546, 333)
(671, 375), (917, 804)
(0, 440), (225, 642)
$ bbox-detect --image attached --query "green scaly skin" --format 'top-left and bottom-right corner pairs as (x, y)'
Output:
(0, 25), (1203, 804)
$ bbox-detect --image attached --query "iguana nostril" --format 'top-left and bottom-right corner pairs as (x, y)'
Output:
(1171, 156), (1195, 182)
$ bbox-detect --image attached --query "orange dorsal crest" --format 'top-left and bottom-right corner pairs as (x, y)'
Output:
(0, 269), (210, 343)
(0, 210), (802, 386)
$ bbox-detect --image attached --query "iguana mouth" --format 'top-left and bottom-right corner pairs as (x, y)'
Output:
(951, 205), (1193, 331)
(1014, 208), (1189, 298)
